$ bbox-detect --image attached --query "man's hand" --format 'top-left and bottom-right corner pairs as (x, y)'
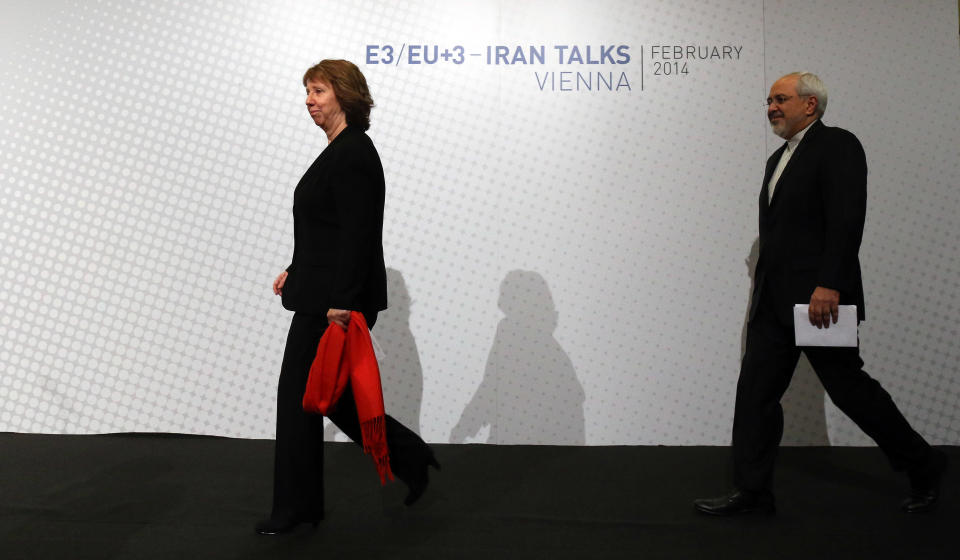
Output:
(327, 308), (351, 330)
(808, 286), (840, 329)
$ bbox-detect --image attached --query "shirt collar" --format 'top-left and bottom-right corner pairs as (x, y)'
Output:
(786, 118), (818, 151)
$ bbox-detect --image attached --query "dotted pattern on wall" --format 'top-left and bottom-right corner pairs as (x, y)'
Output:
(1, 0), (957, 445)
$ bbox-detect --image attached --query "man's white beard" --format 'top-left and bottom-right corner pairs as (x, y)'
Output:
(769, 120), (789, 139)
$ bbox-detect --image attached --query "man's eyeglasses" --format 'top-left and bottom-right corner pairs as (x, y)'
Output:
(765, 94), (795, 106)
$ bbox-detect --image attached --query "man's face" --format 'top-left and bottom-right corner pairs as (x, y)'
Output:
(767, 76), (816, 139)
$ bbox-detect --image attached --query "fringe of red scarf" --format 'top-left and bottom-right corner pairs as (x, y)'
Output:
(361, 415), (394, 484)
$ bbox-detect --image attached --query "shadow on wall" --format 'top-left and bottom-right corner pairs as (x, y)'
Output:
(326, 268), (423, 441)
(450, 270), (585, 445)
(742, 238), (829, 445)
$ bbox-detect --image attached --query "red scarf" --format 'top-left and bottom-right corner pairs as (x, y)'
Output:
(302, 311), (394, 484)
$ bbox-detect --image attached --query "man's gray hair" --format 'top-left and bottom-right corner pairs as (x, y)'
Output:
(785, 72), (828, 117)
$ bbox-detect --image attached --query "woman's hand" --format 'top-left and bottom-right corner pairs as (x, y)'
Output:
(273, 271), (288, 295)
(327, 308), (351, 330)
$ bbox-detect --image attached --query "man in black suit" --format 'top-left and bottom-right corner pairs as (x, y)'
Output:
(693, 72), (946, 515)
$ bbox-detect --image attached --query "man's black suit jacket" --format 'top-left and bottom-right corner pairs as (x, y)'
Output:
(750, 119), (868, 326)
(281, 126), (388, 315)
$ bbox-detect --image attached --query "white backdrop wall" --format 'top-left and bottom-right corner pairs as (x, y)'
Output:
(1, 0), (957, 445)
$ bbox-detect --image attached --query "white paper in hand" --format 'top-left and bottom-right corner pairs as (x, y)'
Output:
(793, 305), (858, 347)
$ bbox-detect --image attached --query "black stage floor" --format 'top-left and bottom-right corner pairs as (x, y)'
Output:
(0, 434), (954, 559)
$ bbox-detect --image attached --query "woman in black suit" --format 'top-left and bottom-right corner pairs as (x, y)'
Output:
(256, 59), (438, 536)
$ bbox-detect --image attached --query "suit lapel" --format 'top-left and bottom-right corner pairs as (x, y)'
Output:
(761, 143), (787, 212)
(767, 120), (824, 208)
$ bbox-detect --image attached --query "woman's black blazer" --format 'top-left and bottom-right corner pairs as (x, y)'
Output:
(281, 126), (387, 315)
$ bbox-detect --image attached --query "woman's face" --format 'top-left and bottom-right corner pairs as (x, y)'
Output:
(305, 78), (344, 130)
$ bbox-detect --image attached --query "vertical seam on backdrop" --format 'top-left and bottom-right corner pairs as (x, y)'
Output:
(493, 0), (504, 444)
(761, 0), (767, 89)
(762, 0), (769, 156)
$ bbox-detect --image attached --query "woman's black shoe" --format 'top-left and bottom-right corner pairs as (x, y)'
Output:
(403, 451), (441, 506)
(254, 516), (319, 535)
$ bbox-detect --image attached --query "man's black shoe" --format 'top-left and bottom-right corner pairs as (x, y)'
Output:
(902, 489), (939, 514)
(902, 449), (948, 514)
(694, 489), (775, 516)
